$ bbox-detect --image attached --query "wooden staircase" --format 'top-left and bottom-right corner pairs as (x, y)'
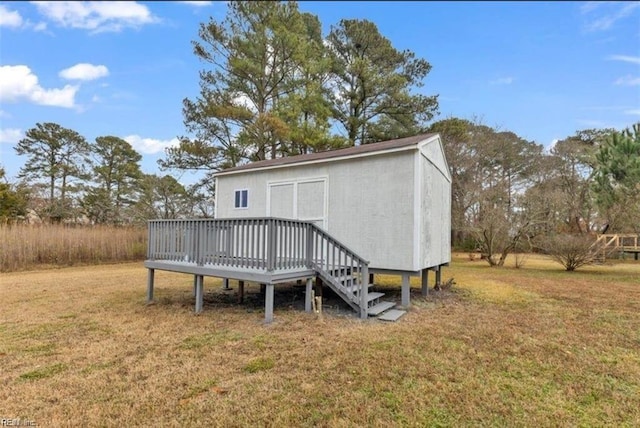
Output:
(325, 271), (405, 322)
(310, 235), (406, 321)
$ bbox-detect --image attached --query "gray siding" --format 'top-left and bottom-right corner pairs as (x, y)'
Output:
(215, 136), (452, 272)
(420, 139), (452, 267)
(217, 151), (416, 271)
(326, 152), (415, 271)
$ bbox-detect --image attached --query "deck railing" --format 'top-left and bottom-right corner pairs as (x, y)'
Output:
(595, 233), (639, 248)
(147, 217), (370, 316)
(593, 233), (640, 262)
(148, 218), (310, 270)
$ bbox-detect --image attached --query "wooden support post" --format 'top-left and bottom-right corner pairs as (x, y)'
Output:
(195, 275), (204, 314)
(305, 278), (313, 313)
(193, 275), (197, 297)
(147, 269), (155, 303)
(360, 265), (369, 319)
(369, 273), (374, 285)
(435, 266), (442, 290)
(265, 284), (274, 323)
(401, 273), (410, 307)
(238, 280), (245, 304)
(222, 278), (230, 290)
(314, 276), (323, 298)
(421, 269), (429, 296)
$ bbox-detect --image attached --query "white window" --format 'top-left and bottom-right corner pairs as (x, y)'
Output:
(234, 189), (248, 209)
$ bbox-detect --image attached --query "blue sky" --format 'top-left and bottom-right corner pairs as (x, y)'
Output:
(1, 1), (639, 185)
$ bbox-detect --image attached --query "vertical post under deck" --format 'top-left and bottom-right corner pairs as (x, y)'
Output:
(193, 275), (197, 297)
(265, 283), (274, 323)
(222, 278), (230, 290)
(238, 280), (245, 304)
(314, 276), (323, 298)
(147, 269), (155, 303)
(305, 277), (313, 313)
(401, 273), (410, 307)
(195, 275), (204, 314)
(360, 265), (369, 319)
(435, 266), (442, 289)
(421, 269), (429, 296)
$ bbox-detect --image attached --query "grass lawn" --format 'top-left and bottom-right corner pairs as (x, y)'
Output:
(1, 254), (639, 427)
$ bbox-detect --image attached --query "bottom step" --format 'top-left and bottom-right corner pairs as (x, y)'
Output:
(377, 309), (407, 322)
(367, 301), (396, 316)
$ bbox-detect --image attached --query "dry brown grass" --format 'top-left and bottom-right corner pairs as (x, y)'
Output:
(0, 224), (146, 272)
(1, 254), (639, 426)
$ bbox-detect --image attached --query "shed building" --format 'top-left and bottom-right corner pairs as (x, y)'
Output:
(144, 133), (451, 322)
(215, 133), (451, 273)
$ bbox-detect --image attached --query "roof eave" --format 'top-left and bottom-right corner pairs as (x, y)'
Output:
(214, 139), (430, 178)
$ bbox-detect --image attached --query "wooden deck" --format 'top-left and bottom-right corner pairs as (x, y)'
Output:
(595, 234), (640, 261)
(145, 218), (372, 322)
(144, 217), (445, 322)
(144, 259), (315, 284)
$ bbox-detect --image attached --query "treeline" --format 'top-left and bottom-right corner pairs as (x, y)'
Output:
(431, 119), (640, 265)
(0, 122), (213, 225)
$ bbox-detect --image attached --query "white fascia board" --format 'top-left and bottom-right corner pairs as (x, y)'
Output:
(419, 135), (451, 183)
(418, 134), (452, 182)
(412, 149), (421, 271)
(214, 142), (428, 178)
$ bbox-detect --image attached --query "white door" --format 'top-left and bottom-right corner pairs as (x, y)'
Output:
(268, 183), (295, 218)
(267, 179), (327, 228)
(297, 180), (326, 229)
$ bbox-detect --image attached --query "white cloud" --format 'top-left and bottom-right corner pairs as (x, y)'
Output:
(180, 1), (213, 7)
(580, 2), (607, 14)
(581, 1), (640, 31)
(577, 119), (608, 128)
(490, 77), (515, 85)
(31, 1), (158, 33)
(124, 135), (179, 154)
(0, 5), (23, 28)
(614, 75), (640, 86)
(232, 93), (257, 113)
(625, 109), (640, 115)
(0, 65), (78, 108)
(0, 128), (23, 144)
(33, 21), (48, 31)
(59, 63), (109, 81)
(0, 6), (50, 32)
(607, 55), (640, 65)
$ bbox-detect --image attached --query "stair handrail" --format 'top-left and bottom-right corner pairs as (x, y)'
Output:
(306, 223), (370, 318)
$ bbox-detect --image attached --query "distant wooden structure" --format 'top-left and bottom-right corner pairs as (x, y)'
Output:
(594, 234), (640, 262)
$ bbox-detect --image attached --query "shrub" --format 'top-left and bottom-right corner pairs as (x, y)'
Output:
(536, 234), (598, 271)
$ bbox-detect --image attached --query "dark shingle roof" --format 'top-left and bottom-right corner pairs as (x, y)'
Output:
(215, 133), (437, 176)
